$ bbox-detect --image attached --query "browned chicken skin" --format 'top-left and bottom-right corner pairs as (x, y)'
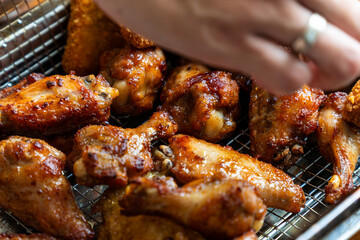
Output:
(100, 46), (166, 116)
(0, 136), (94, 240)
(0, 73), (45, 99)
(121, 177), (266, 239)
(68, 111), (177, 186)
(154, 134), (305, 213)
(249, 85), (325, 169)
(160, 64), (240, 142)
(97, 185), (205, 240)
(344, 79), (360, 127)
(0, 234), (57, 240)
(0, 73), (118, 136)
(233, 231), (258, 240)
(317, 92), (360, 204)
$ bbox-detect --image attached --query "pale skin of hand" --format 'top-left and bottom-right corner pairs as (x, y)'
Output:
(94, 0), (360, 96)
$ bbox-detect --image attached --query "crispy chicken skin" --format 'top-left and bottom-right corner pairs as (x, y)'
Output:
(160, 64), (240, 142)
(68, 111), (177, 186)
(0, 73), (45, 99)
(344, 79), (360, 127)
(249, 85), (325, 169)
(0, 136), (94, 240)
(233, 231), (258, 240)
(155, 134), (305, 213)
(97, 186), (204, 240)
(0, 73), (118, 136)
(100, 46), (166, 116)
(62, 0), (124, 75)
(121, 178), (266, 239)
(0, 234), (57, 240)
(317, 92), (360, 204)
(119, 25), (154, 49)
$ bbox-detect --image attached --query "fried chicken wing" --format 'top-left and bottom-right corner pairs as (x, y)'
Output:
(68, 111), (177, 186)
(62, 0), (125, 75)
(0, 136), (94, 240)
(233, 231), (258, 240)
(249, 85), (325, 169)
(344, 79), (360, 127)
(0, 234), (57, 240)
(97, 186), (204, 240)
(0, 73), (45, 99)
(154, 134), (305, 213)
(121, 178), (266, 239)
(0, 73), (118, 136)
(160, 64), (240, 142)
(317, 92), (360, 204)
(119, 25), (154, 49)
(100, 46), (166, 116)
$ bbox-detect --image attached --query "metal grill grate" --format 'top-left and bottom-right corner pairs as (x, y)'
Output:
(0, 1), (359, 239)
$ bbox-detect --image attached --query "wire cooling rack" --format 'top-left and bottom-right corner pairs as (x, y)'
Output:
(1, 1), (360, 239)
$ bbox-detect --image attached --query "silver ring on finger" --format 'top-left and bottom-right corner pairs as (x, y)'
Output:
(292, 13), (327, 54)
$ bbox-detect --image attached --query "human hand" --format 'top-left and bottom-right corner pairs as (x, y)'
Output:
(94, 0), (360, 95)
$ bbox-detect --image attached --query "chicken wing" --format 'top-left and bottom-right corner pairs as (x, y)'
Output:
(119, 25), (154, 49)
(317, 92), (360, 204)
(160, 64), (240, 142)
(344, 79), (360, 128)
(249, 85), (325, 169)
(100, 46), (166, 116)
(0, 136), (94, 240)
(154, 134), (305, 213)
(0, 73), (118, 136)
(0, 73), (45, 99)
(68, 111), (177, 186)
(233, 231), (258, 240)
(97, 186), (204, 240)
(121, 177), (266, 239)
(0, 234), (56, 240)
(62, 0), (125, 75)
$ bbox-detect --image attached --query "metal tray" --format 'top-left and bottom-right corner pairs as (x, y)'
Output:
(1, 0), (360, 239)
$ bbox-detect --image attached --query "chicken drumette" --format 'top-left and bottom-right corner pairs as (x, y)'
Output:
(0, 136), (94, 240)
(153, 134), (305, 213)
(249, 85), (325, 169)
(0, 234), (56, 240)
(96, 180), (205, 240)
(68, 111), (177, 186)
(317, 92), (360, 204)
(121, 177), (266, 239)
(160, 64), (240, 142)
(100, 46), (166, 116)
(0, 73), (118, 136)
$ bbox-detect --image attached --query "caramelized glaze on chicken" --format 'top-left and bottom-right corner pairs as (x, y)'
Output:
(68, 111), (177, 186)
(0, 73), (118, 136)
(97, 186), (205, 240)
(160, 64), (240, 142)
(249, 85), (325, 169)
(317, 92), (360, 204)
(0, 136), (94, 240)
(0, 73), (45, 99)
(344, 79), (360, 128)
(121, 177), (266, 239)
(100, 46), (166, 116)
(155, 134), (305, 213)
(0, 234), (57, 240)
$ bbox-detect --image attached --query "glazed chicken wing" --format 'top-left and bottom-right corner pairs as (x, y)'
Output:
(249, 85), (325, 169)
(0, 136), (94, 240)
(0, 73), (118, 136)
(160, 64), (240, 142)
(100, 46), (166, 116)
(68, 111), (177, 186)
(154, 134), (305, 213)
(344, 79), (360, 127)
(97, 186), (204, 240)
(121, 177), (266, 239)
(317, 92), (360, 204)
